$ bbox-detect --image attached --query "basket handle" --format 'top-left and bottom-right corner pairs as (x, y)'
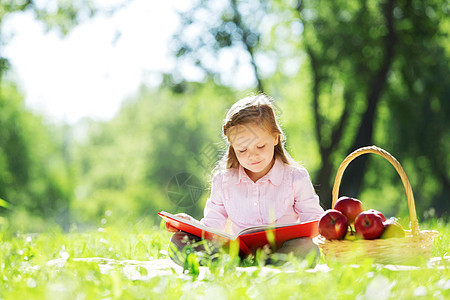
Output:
(331, 145), (420, 235)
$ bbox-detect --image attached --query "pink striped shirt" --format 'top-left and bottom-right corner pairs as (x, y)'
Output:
(200, 158), (324, 235)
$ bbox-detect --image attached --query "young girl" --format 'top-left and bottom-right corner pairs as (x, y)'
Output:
(166, 94), (324, 265)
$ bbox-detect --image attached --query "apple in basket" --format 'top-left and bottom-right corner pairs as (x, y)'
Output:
(380, 218), (406, 239)
(334, 196), (364, 224)
(354, 211), (384, 240)
(318, 209), (348, 240)
(367, 209), (386, 222)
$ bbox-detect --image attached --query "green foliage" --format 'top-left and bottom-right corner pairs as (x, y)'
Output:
(0, 0), (96, 35)
(0, 0), (99, 86)
(0, 83), (73, 225)
(0, 197), (9, 209)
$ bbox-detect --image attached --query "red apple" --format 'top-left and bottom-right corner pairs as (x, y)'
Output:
(380, 218), (406, 239)
(367, 209), (386, 222)
(354, 211), (384, 240)
(334, 196), (364, 224)
(318, 209), (348, 240)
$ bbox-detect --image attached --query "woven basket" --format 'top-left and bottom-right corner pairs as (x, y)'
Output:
(317, 146), (439, 265)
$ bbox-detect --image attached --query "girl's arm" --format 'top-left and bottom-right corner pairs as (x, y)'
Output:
(292, 168), (325, 222)
(200, 172), (229, 231)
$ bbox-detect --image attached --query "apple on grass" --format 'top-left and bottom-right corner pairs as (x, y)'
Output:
(334, 196), (364, 224)
(318, 209), (348, 240)
(354, 211), (384, 240)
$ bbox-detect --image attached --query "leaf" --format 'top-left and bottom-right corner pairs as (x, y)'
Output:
(0, 198), (10, 209)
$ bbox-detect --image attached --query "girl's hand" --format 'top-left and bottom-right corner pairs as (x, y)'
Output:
(165, 213), (193, 233)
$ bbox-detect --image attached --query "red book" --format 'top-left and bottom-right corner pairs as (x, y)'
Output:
(158, 211), (319, 255)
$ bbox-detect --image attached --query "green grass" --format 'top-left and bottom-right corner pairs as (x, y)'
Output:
(0, 219), (448, 299)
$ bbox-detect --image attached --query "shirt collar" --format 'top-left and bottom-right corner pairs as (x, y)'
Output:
(234, 158), (284, 186)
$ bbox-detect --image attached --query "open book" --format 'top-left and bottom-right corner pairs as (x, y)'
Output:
(158, 211), (319, 255)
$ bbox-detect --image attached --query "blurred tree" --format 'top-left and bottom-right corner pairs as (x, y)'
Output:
(380, 0), (450, 217)
(0, 0), (95, 33)
(169, 0), (449, 216)
(72, 82), (236, 223)
(0, 0), (97, 80)
(0, 0), (111, 227)
(0, 83), (74, 226)
(170, 0), (267, 91)
(0, 0), (135, 80)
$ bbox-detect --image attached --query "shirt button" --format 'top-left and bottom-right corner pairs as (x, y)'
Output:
(253, 202), (257, 206)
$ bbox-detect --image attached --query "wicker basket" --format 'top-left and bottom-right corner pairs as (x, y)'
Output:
(317, 145), (439, 265)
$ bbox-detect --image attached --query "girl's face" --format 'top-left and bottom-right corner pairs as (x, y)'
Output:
(229, 123), (278, 182)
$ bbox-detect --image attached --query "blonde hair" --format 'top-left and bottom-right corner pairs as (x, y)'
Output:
(218, 94), (296, 170)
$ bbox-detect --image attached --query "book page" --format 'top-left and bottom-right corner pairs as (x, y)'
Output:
(159, 211), (235, 240)
(237, 221), (316, 236)
(236, 223), (292, 235)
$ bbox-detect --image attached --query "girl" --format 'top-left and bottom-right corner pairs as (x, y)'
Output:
(166, 94), (324, 266)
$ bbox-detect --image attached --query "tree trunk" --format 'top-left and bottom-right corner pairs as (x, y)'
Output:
(230, 0), (264, 93)
(340, 0), (397, 198)
(306, 44), (354, 208)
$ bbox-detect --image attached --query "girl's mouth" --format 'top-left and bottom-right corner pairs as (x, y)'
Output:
(251, 161), (262, 165)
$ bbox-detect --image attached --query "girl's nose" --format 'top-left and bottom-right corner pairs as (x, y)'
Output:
(248, 150), (258, 159)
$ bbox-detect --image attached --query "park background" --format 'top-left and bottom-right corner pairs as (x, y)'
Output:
(0, 0), (448, 232)
(0, 1), (449, 299)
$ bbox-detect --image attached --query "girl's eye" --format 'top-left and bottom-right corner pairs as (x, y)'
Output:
(257, 145), (265, 149)
(238, 149), (247, 153)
